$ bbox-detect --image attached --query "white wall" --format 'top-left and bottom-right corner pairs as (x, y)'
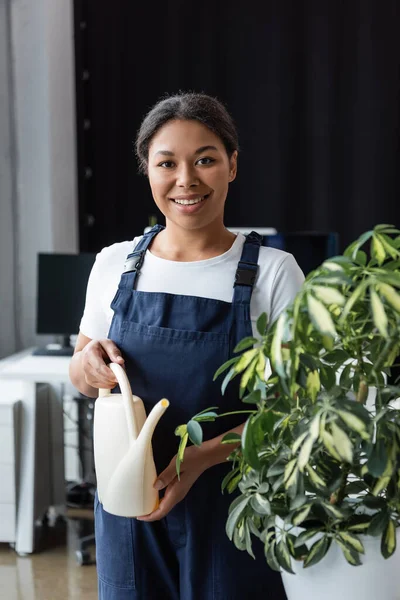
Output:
(1, 0), (79, 355)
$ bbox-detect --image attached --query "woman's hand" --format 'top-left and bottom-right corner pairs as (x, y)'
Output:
(80, 339), (125, 390)
(136, 445), (211, 522)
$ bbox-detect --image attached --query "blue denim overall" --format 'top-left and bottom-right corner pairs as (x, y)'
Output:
(95, 225), (286, 600)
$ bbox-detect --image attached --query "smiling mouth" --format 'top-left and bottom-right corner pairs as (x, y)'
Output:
(170, 193), (211, 205)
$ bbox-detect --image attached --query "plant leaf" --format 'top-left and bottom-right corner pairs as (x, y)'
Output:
(337, 410), (368, 437)
(298, 436), (314, 472)
(331, 421), (353, 463)
(381, 519), (397, 559)
(306, 370), (321, 402)
(337, 531), (365, 554)
(233, 336), (258, 353)
(187, 420), (203, 446)
(175, 432), (188, 479)
(294, 528), (323, 548)
(336, 539), (362, 566)
(292, 504), (312, 526)
(370, 287), (388, 337)
(307, 294), (337, 338)
(379, 283), (400, 313)
(271, 313), (287, 379)
(221, 432), (242, 445)
(303, 537), (330, 568)
(372, 235), (386, 265)
(306, 465), (326, 489)
(276, 539), (295, 574)
(213, 357), (239, 381)
(250, 493), (271, 515)
(368, 510), (389, 537)
(313, 286), (346, 306)
(265, 540), (281, 572)
(256, 312), (268, 336)
(226, 496), (250, 540)
(234, 348), (259, 374)
(367, 439), (388, 477)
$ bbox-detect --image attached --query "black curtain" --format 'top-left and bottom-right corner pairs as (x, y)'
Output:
(73, 0), (400, 254)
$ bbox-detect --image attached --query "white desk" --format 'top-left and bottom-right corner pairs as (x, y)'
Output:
(0, 348), (73, 555)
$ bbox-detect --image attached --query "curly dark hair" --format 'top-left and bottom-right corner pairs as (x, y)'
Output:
(135, 92), (239, 174)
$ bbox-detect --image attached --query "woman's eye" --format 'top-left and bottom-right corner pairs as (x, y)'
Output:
(158, 161), (175, 168)
(196, 157), (215, 166)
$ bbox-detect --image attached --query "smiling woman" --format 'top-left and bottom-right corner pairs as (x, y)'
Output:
(70, 91), (304, 599)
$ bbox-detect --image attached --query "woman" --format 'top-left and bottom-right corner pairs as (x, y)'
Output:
(70, 92), (304, 600)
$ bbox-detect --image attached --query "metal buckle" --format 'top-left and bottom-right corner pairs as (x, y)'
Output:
(123, 251), (145, 274)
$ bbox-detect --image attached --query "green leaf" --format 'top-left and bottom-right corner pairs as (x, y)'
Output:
(239, 356), (259, 398)
(234, 348), (259, 374)
(381, 520), (397, 559)
(292, 504), (312, 526)
(331, 421), (353, 463)
(256, 312), (268, 336)
(265, 540), (281, 572)
(292, 431), (309, 454)
(379, 233), (400, 259)
(194, 411), (218, 422)
(354, 250), (367, 266)
(187, 420), (203, 446)
(221, 432), (242, 445)
(367, 439), (387, 477)
(221, 466), (240, 493)
(271, 313), (287, 379)
(370, 287), (388, 337)
(221, 367), (236, 395)
(213, 357), (239, 381)
(242, 418), (260, 469)
(321, 502), (345, 521)
(324, 349), (351, 364)
(174, 424), (187, 437)
(320, 364), (337, 390)
(307, 294), (337, 338)
(313, 286), (346, 306)
(379, 282), (400, 312)
(294, 528), (323, 548)
(336, 539), (362, 566)
(233, 336), (258, 353)
(321, 430), (342, 461)
(250, 493), (271, 515)
(306, 370), (321, 402)
(306, 465), (326, 490)
(368, 510), (389, 537)
(374, 224), (397, 231)
(298, 436), (314, 472)
(303, 537), (330, 568)
(276, 539), (295, 574)
(380, 273), (400, 288)
(337, 410), (368, 437)
(176, 432), (189, 479)
(267, 459), (287, 477)
(284, 458), (298, 485)
(372, 235), (386, 265)
(242, 389), (262, 404)
(339, 282), (368, 324)
(337, 531), (365, 554)
(226, 496), (250, 540)
(339, 364), (353, 388)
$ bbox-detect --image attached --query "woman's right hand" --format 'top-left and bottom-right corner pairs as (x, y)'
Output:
(80, 339), (125, 390)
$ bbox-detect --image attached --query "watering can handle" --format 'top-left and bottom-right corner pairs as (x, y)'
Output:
(98, 362), (139, 442)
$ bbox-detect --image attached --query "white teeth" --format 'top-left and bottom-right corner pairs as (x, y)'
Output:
(174, 196), (204, 205)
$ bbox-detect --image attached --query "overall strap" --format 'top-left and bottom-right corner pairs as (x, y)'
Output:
(232, 231), (262, 305)
(121, 224), (165, 289)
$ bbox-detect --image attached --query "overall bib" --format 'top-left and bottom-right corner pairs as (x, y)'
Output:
(95, 225), (286, 600)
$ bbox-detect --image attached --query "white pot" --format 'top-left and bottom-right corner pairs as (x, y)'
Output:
(281, 532), (400, 600)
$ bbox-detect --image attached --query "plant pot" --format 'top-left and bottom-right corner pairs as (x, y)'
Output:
(281, 531), (400, 600)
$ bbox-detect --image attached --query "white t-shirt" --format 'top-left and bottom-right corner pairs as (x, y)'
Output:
(79, 233), (305, 340)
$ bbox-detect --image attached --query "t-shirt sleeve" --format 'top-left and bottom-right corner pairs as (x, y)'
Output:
(79, 249), (111, 340)
(268, 254), (305, 326)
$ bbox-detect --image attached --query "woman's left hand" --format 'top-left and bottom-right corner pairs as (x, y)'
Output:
(136, 445), (211, 522)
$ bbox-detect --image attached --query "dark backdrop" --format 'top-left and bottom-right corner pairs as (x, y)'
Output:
(73, 0), (400, 254)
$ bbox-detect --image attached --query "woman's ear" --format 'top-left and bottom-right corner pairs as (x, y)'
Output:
(229, 151), (238, 182)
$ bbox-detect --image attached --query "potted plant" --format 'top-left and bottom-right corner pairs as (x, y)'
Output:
(176, 224), (400, 600)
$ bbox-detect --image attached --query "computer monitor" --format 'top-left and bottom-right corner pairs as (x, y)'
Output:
(35, 253), (96, 353)
(262, 232), (339, 275)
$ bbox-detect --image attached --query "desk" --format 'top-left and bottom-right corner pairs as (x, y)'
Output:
(0, 348), (72, 555)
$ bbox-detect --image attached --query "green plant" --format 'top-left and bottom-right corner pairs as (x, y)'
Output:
(175, 224), (400, 571)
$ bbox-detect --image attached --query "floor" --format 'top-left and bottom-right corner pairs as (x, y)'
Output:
(0, 509), (98, 600)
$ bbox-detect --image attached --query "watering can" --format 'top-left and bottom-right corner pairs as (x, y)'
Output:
(93, 362), (169, 517)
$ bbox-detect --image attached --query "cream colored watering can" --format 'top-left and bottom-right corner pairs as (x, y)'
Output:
(93, 362), (169, 517)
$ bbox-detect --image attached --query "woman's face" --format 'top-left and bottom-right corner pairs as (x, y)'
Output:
(147, 119), (237, 231)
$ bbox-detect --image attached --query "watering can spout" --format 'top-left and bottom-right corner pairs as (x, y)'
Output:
(137, 399), (169, 449)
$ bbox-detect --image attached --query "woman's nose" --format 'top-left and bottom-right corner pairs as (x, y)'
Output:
(176, 164), (199, 187)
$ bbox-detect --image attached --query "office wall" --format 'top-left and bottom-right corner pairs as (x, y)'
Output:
(0, 0), (17, 359)
(0, 0), (79, 356)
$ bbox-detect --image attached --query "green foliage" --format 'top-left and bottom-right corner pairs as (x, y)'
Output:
(176, 225), (400, 569)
